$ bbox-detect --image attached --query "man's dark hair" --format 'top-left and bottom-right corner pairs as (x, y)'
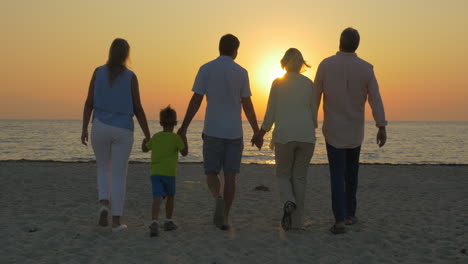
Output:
(339, 27), (360, 53)
(219, 34), (240, 56)
(160, 105), (177, 127)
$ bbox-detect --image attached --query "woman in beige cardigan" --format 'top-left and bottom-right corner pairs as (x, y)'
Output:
(255, 48), (318, 231)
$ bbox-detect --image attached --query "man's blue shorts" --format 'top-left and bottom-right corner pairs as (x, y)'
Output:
(202, 134), (244, 175)
(150, 175), (176, 198)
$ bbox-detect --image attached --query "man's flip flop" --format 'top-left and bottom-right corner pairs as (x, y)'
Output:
(345, 216), (358, 225)
(329, 225), (346, 234)
(98, 206), (109, 227)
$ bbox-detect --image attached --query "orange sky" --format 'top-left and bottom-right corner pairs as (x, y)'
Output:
(2, 0), (467, 121)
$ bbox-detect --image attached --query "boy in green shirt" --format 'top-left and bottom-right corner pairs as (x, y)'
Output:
(142, 106), (188, 237)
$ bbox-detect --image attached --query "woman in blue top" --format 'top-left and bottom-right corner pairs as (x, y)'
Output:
(81, 38), (151, 232)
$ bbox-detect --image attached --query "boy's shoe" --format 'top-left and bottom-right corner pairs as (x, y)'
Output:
(149, 222), (160, 237)
(164, 221), (178, 231)
(213, 196), (224, 228)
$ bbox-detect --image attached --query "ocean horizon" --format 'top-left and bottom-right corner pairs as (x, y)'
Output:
(1, 120), (467, 165)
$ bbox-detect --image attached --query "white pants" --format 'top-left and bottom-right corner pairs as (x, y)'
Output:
(91, 119), (134, 216)
(275, 142), (315, 229)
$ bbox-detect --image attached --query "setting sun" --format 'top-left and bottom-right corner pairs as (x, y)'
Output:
(270, 68), (286, 80)
(251, 52), (287, 94)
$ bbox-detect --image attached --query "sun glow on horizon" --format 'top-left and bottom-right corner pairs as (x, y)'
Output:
(252, 52), (287, 94)
(271, 67), (286, 80)
(2, 1), (468, 121)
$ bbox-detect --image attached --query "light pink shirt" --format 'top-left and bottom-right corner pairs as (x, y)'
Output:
(314, 52), (387, 149)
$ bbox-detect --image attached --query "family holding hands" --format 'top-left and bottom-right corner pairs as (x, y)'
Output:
(81, 27), (387, 236)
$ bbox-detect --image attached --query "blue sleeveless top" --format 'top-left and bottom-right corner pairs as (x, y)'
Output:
(93, 65), (134, 131)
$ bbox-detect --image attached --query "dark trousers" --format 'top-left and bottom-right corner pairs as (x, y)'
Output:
(326, 143), (361, 223)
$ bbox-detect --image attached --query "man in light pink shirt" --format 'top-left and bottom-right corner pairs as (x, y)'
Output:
(314, 28), (387, 234)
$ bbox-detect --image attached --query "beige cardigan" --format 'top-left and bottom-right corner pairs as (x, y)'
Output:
(261, 72), (318, 149)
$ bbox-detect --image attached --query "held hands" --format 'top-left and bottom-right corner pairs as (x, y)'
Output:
(177, 127), (189, 156)
(142, 138), (150, 152)
(251, 130), (265, 150)
(377, 127), (387, 148)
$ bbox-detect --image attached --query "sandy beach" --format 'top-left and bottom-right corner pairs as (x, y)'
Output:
(0, 161), (466, 264)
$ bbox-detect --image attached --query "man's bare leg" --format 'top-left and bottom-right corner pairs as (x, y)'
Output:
(207, 173), (224, 227)
(206, 173), (222, 198)
(223, 173), (237, 227)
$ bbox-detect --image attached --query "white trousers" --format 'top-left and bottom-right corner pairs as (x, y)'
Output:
(91, 119), (134, 216)
(275, 142), (315, 229)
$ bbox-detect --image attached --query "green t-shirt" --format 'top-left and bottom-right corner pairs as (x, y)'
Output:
(146, 131), (185, 177)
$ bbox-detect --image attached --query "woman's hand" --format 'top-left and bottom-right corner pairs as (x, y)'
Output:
(142, 138), (150, 152)
(81, 130), (89, 146)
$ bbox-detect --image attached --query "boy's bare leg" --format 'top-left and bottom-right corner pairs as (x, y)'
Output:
(152, 197), (162, 220)
(149, 197), (162, 236)
(223, 173), (236, 226)
(166, 195), (175, 219)
(206, 173), (222, 198)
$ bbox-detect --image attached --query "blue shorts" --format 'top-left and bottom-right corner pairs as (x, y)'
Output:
(150, 175), (176, 198)
(202, 134), (244, 174)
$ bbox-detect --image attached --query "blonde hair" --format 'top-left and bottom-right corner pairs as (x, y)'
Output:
(280, 48), (310, 73)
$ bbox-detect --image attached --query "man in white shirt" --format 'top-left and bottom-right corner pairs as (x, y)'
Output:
(314, 28), (387, 234)
(178, 34), (261, 230)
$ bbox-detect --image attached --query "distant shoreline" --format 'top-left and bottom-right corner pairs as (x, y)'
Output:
(1, 159), (467, 166)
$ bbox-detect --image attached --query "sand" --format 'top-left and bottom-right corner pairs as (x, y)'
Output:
(0, 161), (467, 264)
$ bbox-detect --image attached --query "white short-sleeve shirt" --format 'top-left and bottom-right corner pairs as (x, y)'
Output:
(192, 56), (251, 139)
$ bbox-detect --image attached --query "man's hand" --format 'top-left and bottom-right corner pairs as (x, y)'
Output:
(81, 130), (88, 146)
(377, 127), (387, 148)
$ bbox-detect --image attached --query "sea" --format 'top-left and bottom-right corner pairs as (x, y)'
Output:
(0, 120), (467, 164)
